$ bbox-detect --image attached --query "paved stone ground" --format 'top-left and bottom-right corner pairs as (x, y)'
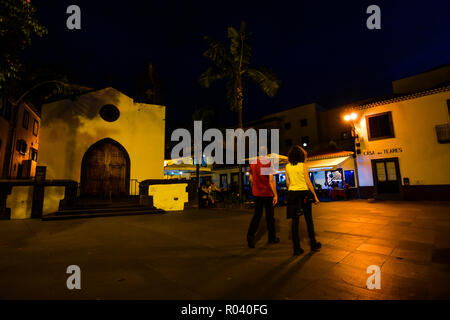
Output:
(0, 200), (449, 300)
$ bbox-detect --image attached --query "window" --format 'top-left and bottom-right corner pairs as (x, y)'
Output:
(435, 124), (450, 143)
(1, 99), (11, 120)
(244, 173), (249, 185)
(230, 173), (240, 185)
(300, 118), (308, 127)
(30, 148), (38, 161)
(33, 119), (39, 136)
(220, 174), (228, 188)
(16, 139), (27, 155)
(301, 136), (310, 147)
(285, 139), (292, 147)
(100, 104), (120, 122)
(284, 122), (291, 130)
(366, 112), (394, 140)
(344, 170), (355, 187)
(23, 109), (29, 129)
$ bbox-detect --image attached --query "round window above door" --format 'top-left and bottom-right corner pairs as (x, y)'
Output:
(99, 104), (120, 122)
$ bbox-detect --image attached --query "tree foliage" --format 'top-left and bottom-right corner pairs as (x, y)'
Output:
(199, 21), (281, 127)
(0, 0), (48, 89)
(192, 105), (218, 130)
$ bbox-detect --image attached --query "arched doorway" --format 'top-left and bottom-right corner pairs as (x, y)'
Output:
(80, 138), (130, 196)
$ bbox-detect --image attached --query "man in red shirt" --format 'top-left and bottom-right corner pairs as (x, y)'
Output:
(247, 146), (279, 248)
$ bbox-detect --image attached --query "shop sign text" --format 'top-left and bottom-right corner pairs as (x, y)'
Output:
(363, 147), (403, 156)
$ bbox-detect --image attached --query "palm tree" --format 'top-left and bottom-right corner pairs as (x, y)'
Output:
(199, 21), (281, 202)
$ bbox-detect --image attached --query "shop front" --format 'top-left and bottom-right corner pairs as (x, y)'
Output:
(262, 151), (357, 202)
(306, 151), (356, 200)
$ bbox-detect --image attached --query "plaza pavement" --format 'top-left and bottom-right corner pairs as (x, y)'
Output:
(0, 200), (449, 300)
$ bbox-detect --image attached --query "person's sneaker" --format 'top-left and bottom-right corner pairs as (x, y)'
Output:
(293, 248), (305, 256)
(311, 242), (322, 252)
(268, 237), (280, 244)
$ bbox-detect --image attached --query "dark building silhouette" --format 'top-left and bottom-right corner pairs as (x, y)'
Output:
(134, 64), (163, 105)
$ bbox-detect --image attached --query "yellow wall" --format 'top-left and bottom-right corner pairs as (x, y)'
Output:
(7, 186), (33, 219)
(340, 157), (356, 172)
(38, 87), (166, 186)
(43, 186), (65, 216)
(148, 184), (188, 211)
(7, 185), (67, 219)
(354, 90), (450, 187)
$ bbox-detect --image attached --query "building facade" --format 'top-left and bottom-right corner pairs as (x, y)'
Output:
(38, 87), (166, 197)
(215, 65), (450, 201)
(244, 102), (325, 155)
(322, 86), (450, 200)
(0, 98), (40, 179)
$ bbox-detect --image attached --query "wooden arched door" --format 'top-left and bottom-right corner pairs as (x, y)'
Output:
(81, 138), (130, 196)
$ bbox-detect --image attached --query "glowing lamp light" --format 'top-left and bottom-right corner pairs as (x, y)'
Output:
(303, 143), (307, 147)
(344, 112), (358, 122)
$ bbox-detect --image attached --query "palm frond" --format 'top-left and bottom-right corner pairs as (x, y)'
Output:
(245, 67), (281, 97)
(202, 36), (232, 67)
(227, 22), (252, 67)
(227, 26), (240, 58)
(199, 65), (229, 88)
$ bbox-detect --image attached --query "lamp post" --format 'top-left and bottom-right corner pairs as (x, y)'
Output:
(344, 112), (361, 199)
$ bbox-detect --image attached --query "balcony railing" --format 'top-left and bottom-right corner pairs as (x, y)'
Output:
(436, 123), (450, 143)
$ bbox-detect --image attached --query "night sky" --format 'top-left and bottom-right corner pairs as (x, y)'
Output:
(27, 0), (450, 130)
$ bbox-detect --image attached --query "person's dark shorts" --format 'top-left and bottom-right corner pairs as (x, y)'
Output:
(286, 190), (310, 219)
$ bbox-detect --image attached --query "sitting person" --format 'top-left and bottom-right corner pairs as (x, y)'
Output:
(343, 182), (351, 199)
(209, 182), (223, 203)
(199, 183), (212, 208)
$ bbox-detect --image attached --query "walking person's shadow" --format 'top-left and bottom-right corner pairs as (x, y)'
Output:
(220, 250), (315, 299)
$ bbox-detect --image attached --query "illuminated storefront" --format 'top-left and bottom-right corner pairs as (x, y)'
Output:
(328, 86), (450, 200)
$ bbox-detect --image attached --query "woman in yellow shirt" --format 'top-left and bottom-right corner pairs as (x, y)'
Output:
(286, 145), (321, 256)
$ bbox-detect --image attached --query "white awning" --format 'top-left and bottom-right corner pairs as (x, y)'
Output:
(306, 156), (350, 171)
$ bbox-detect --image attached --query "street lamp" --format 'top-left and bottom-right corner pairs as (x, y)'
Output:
(344, 112), (357, 122)
(344, 112), (361, 199)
